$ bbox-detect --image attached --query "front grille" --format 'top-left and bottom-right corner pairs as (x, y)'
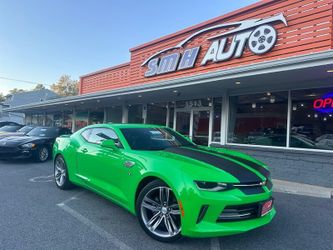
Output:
(217, 202), (260, 222)
(0, 147), (18, 154)
(233, 179), (273, 195)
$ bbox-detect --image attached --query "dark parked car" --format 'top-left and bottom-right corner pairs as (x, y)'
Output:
(0, 125), (23, 133)
(0, 125), (35, 140)
(0, 127), (71, 162)
(0, 121), (20, 128)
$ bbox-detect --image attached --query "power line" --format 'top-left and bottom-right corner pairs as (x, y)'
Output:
(0, 76), (52, 86)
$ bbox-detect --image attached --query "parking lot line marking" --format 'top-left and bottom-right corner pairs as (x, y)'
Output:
(29, 174), (54, 183)
(58, 191), (86, 205)
(210, 237), (221, 250)
(57, 203), (132, 250)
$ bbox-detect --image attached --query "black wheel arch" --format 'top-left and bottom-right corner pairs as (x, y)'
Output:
(135, 176), (164, 207)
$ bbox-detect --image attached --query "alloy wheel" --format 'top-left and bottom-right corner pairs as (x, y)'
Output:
(55, 157), (66, 187)
(140, 186), (181, 238)
(39, 147), (49, 162)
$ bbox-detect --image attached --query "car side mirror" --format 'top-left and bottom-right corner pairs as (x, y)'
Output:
(101, 139), (119, 150)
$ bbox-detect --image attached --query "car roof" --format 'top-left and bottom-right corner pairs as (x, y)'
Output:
(84, 123), (166, 129)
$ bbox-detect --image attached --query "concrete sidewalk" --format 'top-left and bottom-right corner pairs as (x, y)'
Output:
(273, 179), (333, 199)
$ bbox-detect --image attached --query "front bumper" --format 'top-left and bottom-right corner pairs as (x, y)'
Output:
(180, 185), (275, 238)
(0, 147), (36, 159)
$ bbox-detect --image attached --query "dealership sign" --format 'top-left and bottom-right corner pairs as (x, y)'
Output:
(313, 93), (333, 113)
(142, 13), (288, 77)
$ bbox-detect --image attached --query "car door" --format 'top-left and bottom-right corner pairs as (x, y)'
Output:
(76, 127), (131, 205)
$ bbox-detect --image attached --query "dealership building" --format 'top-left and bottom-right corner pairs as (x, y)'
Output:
(6, 0), (333, 187)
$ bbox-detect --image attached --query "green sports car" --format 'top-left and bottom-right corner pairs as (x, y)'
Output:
(53, 124), (275, 242)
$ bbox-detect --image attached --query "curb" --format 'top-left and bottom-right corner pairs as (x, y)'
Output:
(273, 179), (333, 199)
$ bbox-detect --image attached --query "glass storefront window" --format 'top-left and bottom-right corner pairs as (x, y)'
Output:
(212, 97), (222, 143)
(228, 91), (288, 147)
(63, 110), (73, 130)
(32, 114), (44, 126)
(192, 110), (210, 145)
(128, 104), (143, 123)
(106, 106), (122, 123)
(146, 103), (167, 125)
(89, 109), (104, 125)
(53, 112), (63, 127)
(45, 114), (53, 127)
(176, 111), (190, 137)
(75, 110), (88, 131)
(25, 114), (32, 125)
(291, 88), (333, 150)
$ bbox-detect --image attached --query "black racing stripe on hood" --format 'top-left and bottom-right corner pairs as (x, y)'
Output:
(165, 147), (262, 183)
(198, 148), (270, 178)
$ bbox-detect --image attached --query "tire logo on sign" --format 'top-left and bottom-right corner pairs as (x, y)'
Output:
(248, 25), (277, 55)
(142, 13), (287, 77)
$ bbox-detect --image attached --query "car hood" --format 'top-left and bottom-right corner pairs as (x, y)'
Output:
(130, 146), (270, 184)
(0, 132), (25, 139)
(0, 136), (45, 147)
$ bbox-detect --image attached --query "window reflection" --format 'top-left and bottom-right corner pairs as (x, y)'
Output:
(89, 109), (104, 125)
(128, 104), (143, 123)
(75, 110), (88, 131)
(291, 88), (333, 150)
(106, 106), (122, 123)
(146, 103), (167, 125)
(228, 92), (288, 146)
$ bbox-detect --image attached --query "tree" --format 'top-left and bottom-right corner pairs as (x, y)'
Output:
(51, 75), (79, 97)
(33, 83), (46, 91)
(0, 93), (5, 102)
(9, 88), (25, 94)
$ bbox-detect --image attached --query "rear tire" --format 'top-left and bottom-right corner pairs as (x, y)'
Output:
(136, 180), (182, 242)
(54, 155), (74, 190)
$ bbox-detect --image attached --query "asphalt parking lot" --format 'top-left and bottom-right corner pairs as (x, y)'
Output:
(0, 160), (332, 250)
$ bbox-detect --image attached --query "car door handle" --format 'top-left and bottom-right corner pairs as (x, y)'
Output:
(81, 148), (88, 153)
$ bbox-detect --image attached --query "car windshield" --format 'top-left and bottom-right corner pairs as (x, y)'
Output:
(27, 127), (58, 137)
(120, 127), (195, 150)
(18, 126), (34, 133)
(0, 125), (21, 132)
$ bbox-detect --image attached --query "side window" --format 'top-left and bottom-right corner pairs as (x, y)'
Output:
(81, 129), (92, 141)
(88, 128), (120, 145)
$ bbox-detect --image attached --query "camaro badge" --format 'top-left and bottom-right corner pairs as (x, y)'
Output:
(124, 161), (135, 168)
(260, 180), (267, 186)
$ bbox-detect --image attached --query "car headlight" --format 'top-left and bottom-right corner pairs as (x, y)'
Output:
(194, 181), (233, 191)
(20, 143), (36, 149)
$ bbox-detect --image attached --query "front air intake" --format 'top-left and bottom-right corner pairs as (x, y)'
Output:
(217, 203), (259, 222)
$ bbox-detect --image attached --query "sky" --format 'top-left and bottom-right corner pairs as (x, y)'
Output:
(0, 0), (257, 94)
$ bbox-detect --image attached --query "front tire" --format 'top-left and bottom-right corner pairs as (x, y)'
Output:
(136, 180), (182, 242)
(35, 146), (50, 162)
(54, 155), (74, 190)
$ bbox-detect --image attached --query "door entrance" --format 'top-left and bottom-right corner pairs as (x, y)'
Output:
(174, 107), (212, 146)
(192, 109), (210, 145)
